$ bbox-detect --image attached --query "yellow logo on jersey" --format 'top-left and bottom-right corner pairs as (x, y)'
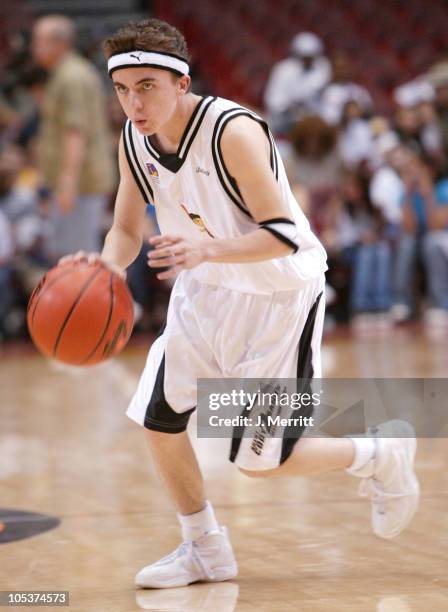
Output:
(180, 204), (214, 238)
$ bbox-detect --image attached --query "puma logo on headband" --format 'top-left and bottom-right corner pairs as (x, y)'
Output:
(108, 50), (190, 77)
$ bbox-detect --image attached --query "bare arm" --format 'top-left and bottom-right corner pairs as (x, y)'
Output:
(148, 116), (295, 278)
(101, 134), (147, 272)
(204, 116), (294, 262)
(60, 129), (85, 182)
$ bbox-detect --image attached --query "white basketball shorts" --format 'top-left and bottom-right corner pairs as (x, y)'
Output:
(127, 271), (325, 470)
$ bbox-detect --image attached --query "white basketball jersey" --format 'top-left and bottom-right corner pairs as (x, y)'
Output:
(123, 96), (327, 294)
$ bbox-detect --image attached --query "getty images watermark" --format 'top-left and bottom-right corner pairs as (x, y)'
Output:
(197, 378), (448, 439)
(207, 386), (321, 428)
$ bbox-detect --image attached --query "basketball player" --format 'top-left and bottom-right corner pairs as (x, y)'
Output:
(66, 19), (419, 588)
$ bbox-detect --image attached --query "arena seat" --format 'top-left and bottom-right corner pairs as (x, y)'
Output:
(153, 0), (448, 112)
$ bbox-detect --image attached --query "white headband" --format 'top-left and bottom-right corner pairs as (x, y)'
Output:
(108, 50), (189, 77)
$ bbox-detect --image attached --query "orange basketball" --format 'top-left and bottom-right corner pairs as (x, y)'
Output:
(27, 260), (134, 365)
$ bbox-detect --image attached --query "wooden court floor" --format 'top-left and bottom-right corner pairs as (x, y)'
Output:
(1, 327), (447, 611)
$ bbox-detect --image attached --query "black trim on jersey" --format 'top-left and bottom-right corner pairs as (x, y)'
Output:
(126, 121), (154, 202)
(157, 154), (184, 173)
(211, 110), (252, 218)
(212, 108), (279, 219)
(144, 134), (160, 159)
(144, 353), (195, 433)
(142, 96), (216, 173)
(280, 292), (323, 464)
(177, 95), (209, 155)
(122, 121), (153, 204)
(260, 217), (295, 225)
(267, 130), (279, 181)
(180, 96), (216, 161)
(110, 64), (184, 77)
(217, 111), (278, 184)
(259, 227), (299, 253)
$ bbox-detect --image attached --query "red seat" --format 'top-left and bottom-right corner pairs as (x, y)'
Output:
(158, 0), (447, 112)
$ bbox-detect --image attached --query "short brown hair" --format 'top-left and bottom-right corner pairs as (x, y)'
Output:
(103, 18), (189, 62)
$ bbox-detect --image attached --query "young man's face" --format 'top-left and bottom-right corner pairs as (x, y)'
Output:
(112, 66), (187, 135)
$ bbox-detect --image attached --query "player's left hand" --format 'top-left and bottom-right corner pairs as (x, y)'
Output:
(147, 234), (205, 280)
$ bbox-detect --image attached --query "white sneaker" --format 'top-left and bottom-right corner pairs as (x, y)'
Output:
(356, 420), (420, 539)
(135, 527), (238, 589)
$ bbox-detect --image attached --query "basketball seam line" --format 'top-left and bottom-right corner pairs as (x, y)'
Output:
(52, 267), (104, 359)
(79, 272), (115, 365)
(30, 267), (80, 327)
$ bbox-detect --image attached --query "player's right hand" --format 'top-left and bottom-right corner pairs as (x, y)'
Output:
(58, 251), (100, 266)
(58, 252), (126, 279)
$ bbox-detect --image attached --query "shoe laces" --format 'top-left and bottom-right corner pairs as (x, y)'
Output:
(192, 529), (225, 581)
(155, 541), (192, 566)
(155, 533), (222, 581)
(358, 430), (415, 514)
(358, 477), (415, 516)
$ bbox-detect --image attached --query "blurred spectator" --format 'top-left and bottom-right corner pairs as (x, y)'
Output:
(348, 185), (391, 320)
(320, 53), (372, 126)
(264, 32), (331, 134)
(284, 115), (342, 232)
(393, 104), (425, 158)
(0, 201), (14, 341)
(393, 79), (444, 175)
(106, 94), (126, 153)
(0, 144), (50, 338)
(0, 30), (34, 145)
(426, 62), (448, 177)
(369, 132), (404, 225)
(366, 116), (391, 169)
(419, 102), (444, 173)
(370, 136), (431, 323)
(402, 80), (444, 165)
(422, 177), (448, 327)
(16, 65), (48, 150)
(0, 146), (50, 263)
(32, 15), (115, 261)
(325, 173), (391, 324)
(392, 154), (436, 322)
(338, 100), (374, 170)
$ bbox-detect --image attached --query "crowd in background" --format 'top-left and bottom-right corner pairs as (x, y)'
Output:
(0, 12), (448, 342)
(265, 32), (448, 331)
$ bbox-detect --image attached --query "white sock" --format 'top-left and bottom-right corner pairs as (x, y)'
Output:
(346, 437), (376, 477)
(178, 501), (219, 542)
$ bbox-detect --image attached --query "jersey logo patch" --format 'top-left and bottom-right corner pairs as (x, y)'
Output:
(146, 163), (160, 182)
(181, 204), (214, 238)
